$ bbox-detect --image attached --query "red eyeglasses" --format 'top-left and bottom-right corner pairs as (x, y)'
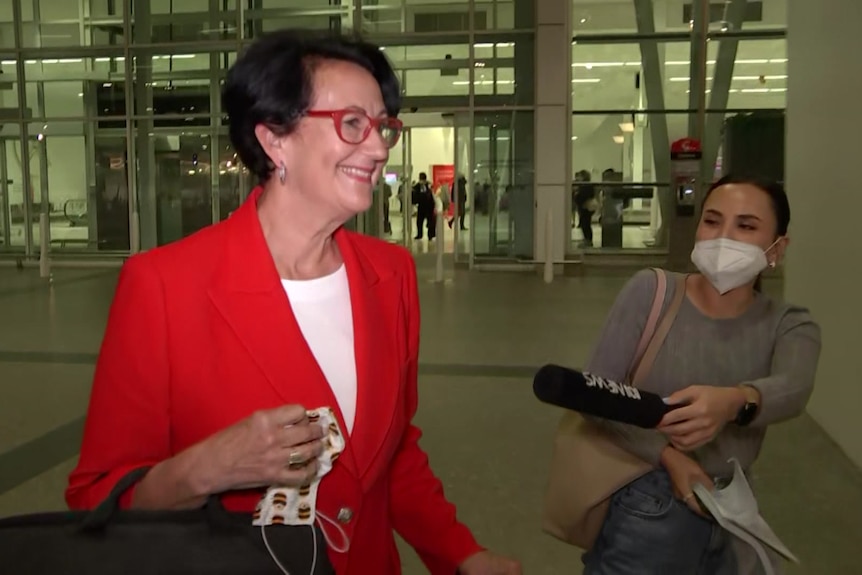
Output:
(305, 109), (403, 148)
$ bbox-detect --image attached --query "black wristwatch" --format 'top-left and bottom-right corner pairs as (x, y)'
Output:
(734, 386), (760, 426)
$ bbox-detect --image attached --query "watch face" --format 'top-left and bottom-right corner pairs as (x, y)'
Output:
(737, 402), (758, 425)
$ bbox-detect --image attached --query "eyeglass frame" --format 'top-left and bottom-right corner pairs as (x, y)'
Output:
(305, 109), (404, 148)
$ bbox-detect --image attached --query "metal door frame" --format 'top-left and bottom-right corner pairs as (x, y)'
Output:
(0, 140), (10, 249)
(400, 127), (412, 249)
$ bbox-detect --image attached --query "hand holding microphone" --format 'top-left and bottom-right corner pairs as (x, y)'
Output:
(658, 385), (750, 451)
(532, 364), (681, 429)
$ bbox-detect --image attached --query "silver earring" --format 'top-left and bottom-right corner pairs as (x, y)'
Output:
(769, 260), (777, 268)
(277, 163), (286, 184)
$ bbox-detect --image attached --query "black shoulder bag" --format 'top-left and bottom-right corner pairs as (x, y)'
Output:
(0, 467), (335, 574)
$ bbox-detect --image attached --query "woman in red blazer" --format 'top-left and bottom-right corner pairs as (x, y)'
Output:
(66, 29), (520, 575)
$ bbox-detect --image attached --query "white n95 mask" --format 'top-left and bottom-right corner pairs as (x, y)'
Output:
(253, 407), (349, 575)
(691, 237), (776, 294)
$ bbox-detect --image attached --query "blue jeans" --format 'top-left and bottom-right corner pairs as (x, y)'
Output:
(582, 469), (737, 575)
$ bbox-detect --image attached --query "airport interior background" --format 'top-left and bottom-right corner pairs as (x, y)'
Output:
(4, 0), (862, 573)
(0, 0), (787, 270)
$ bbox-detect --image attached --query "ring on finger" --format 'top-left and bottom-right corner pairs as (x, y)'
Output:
(287, 450), (306, 468)
(683, 492), (695, 502)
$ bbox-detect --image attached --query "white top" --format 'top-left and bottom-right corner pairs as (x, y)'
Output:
(281, 264), (357, 433)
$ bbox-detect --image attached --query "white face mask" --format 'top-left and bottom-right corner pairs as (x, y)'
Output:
(691, 237), (779, 295)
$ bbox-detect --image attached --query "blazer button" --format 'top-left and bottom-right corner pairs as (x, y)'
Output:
(336, 507), (353, 524)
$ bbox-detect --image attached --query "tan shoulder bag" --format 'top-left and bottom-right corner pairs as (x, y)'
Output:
(541, 268), (687, 549)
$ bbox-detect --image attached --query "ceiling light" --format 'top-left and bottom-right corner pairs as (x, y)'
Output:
(619, 122), (635, 133)
(613, 135), (625, 144)
(571, 78), (601, 83)
(572, 62), (625, 68)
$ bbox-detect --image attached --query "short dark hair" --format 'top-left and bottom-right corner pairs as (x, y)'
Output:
(223, 29), (402, 182)
(418, 172), (427, 180)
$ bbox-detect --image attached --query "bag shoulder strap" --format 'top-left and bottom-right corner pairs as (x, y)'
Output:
(80, 466), (152, 530)
(626, 268), (667, 381)
(631, 272), (688, 386)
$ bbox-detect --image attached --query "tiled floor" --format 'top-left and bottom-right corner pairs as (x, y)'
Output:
(1, 263), (860, 574)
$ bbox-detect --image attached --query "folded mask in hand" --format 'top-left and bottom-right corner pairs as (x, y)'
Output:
(692, 458), (798, 575)
(253, 407), (349, 574)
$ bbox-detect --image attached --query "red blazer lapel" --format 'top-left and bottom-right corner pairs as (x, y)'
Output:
(207, 190), (359, 476)
(335, 230), (403, 485)
(207, 188), (404, 487)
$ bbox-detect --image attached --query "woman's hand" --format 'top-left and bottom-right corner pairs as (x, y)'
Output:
(660, 446), (714, 518)
(458, 551), (522, 575)
(657, 385), (745, 451)
(197, 404), (326, 494)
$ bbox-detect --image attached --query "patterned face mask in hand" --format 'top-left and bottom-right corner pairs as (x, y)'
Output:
(253, 407), (348, 575)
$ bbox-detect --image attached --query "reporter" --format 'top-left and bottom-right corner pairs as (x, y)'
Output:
(579, 175), (821, 574)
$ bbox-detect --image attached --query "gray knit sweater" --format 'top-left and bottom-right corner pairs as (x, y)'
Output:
(584, 269), (822, 478)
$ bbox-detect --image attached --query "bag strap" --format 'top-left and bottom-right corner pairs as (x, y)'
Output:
(81, 467), (237, 532)
(631, 272), (688, 387)
(626, 268), (668, 382)
(81, 466), (152, 530)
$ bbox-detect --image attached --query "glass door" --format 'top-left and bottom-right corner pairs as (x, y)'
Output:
(453, 113), (471, 265)
(399, 127), (412, 248)
(472, 113), (513, 258)
(378, 128), (410, 246)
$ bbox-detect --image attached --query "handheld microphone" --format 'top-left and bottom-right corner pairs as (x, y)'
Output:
(532, 364), (679, 428)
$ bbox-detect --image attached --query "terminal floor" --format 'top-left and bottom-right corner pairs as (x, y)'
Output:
(0, 264), (860, 574)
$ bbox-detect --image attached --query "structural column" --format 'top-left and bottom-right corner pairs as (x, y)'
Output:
(533, 0), (571, 267)
(511, 0), (536, 259)
(785, 0), (862, 468)
(131, 0), (157, 251)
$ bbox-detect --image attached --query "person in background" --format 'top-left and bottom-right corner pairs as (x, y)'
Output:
(382, 178), (392, 234)
(573, 169), (597, 247)
(577, 175), (821, 574)
(66, 29), (520, 575)
(412, 172), (436, 240)
(449, 174), (468, 231)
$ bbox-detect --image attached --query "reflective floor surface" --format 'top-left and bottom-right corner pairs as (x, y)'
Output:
(0, 262), (859, 574)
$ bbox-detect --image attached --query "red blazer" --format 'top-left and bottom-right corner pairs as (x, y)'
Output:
(66, 188), (482, 574)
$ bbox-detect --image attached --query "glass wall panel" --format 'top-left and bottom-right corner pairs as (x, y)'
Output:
(92, 129), (131, 251)
(404, 68), (471, 97)
(146, 130), (213, 246)
(1, 0), (539, 264)
(708, 110), (784, 183)
(87, 0), (125, 19)
(404, 0), (471, 34)
(358, 3), (403, 35)
(244, 4), (348, 39)
(216, 134), (244, 221)
(0, 57), (21, 111)
(0, 131), (26, 250)
(571, 0), (787, 262)
(0, 2), (16, 51)
(571, 112), (687, 253)
(8, 120), (131, 252)
(571, 0), (785, 36)
(471, 110), (533, 259)
(474, 0), (530, 31)
(23, 120), (87, 249)
(571, 42), (694, 112)
(708, 38), (787, 109)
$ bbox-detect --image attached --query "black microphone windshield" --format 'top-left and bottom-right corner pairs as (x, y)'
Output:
(533, 364), (672, 428)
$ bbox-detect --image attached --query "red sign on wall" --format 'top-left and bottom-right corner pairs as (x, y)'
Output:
(431, 164), (455, 191)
